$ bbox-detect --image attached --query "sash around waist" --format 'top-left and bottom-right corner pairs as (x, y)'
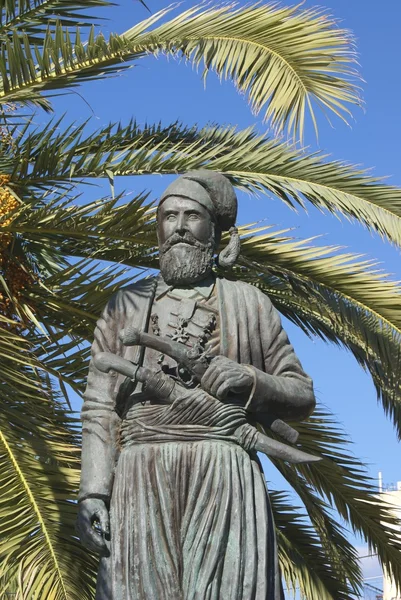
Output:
(120, 420), (241, 446)
(119, 391), (257, 451)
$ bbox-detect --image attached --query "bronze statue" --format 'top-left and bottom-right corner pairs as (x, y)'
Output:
(77, 171), (317, 599)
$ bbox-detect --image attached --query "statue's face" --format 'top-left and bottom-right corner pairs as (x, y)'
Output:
(157, 196), (216, 285)
(157, 196), (214, 248)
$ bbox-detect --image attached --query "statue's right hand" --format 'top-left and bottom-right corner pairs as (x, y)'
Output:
(76, 498), (110, 557)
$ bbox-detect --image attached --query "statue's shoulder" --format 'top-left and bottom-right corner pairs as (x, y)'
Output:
(118, 276), (158, 298)
(216, 276), (273, 306)
(104, 276), (158, 313)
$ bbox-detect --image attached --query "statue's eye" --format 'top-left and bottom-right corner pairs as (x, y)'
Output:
(165, 214), (176, 221)
(188, 213), (200, 220)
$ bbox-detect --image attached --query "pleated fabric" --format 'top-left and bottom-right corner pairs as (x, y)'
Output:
(110, 440), (281, 600)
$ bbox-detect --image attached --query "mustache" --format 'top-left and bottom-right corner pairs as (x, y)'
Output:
(160, 232), (205, 254)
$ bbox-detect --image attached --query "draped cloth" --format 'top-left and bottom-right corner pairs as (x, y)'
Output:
(112, 441), (275, 600)
(112, 389), (279, 599)
(81, 276), (314, 600)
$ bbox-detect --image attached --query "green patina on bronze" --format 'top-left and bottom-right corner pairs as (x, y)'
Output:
(77, 172), (316, 599)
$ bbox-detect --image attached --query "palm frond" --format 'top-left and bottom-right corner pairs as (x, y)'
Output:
(0, 18), (157, 107)
(19, 259), (143, 392)
(0, 370), (97, 599)
(272, 284), (401, 431)
(272, 490), (360, 599)
(234, 232), (401, 436)
(0, 3), (360, 136)
(273, 407), (401, 592)
(8, 190), (155, 258)
(11, 121), (401, 250)
(235, 227), (401, 431)
(30, 258), (134, 337)
(0, 0), (111, 43)
(0, 318), (47, 388)
(124, 2), (361, 140)
(204, 128), (401, 250)
(241, 227), (401, 333)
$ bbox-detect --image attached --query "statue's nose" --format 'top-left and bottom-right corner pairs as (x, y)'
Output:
(175, 214), (188, 234)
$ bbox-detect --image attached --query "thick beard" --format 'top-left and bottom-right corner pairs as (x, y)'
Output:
(159, 243), (214, 286)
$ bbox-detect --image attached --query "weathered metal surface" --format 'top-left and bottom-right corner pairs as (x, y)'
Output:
(77, 171), (316, 599)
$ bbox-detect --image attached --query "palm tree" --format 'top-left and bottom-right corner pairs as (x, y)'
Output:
(0, 1), (400, 598)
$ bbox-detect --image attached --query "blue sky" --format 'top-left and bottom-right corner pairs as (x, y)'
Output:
(45, 0), (401, 588)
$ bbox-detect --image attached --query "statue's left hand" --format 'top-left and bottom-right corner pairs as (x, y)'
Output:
(201, 356), (254, 401)
(76, 498), (110, 557)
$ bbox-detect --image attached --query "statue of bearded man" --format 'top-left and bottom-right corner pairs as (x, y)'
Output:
(77, 171), (316, 600)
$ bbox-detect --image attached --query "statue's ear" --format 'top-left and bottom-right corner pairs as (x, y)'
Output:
(213, 227), (221, 253)
(156, 211), (161, 245)
(217, 227), (240, 268)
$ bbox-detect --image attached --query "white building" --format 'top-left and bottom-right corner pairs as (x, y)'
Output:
(379, 476), (401, 600)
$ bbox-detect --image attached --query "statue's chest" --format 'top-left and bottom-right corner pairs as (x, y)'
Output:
(142, 292), (220, 380)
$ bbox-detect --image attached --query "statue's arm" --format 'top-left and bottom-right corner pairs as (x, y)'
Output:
(79, 293), (122, 503)
(246, 295), (315, 422)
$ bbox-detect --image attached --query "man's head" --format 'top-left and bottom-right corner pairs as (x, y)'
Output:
(157, 171), (238, 286)
(158, 196), (217, 285)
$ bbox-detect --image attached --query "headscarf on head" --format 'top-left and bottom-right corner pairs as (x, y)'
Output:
(159, 170), (240, 268)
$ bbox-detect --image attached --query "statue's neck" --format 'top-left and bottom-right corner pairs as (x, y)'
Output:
(173, 273), (215, 291)
(158, 273), (216, 301)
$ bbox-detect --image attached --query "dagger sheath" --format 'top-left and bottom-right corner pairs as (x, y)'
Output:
(93, 352), (321, 465)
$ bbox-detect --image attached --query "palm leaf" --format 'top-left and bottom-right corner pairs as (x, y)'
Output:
(19, 259), (143, 391)
(124, 2), (361, 140)
(0, 369), (97, 599)
(240, 226), (401, 333)
(0, 3), (360, 137)
(272, 407), (401, 592)
(265, 279), (401, 431)
(0, 20), (154, 108)
(10, 121), (401, 250)
(0, 0), (111, 43)
(0, 317), (49, 388)
(234, 227), (401, 432)
(8, 190), (155, 258)
(272, 490), (360, 599)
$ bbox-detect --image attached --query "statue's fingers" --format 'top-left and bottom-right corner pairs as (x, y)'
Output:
(76, 506), (109, 555)
(216, 374), (251, 399)
(210, 372), (231, 398)
(209, 355), (230, 367)
(201, 365), (220, 393)
(215, 377), (234, 399)
(95, 505), (110, 537)
(81, 524), (109, 556)
(75, 508), (90, 538)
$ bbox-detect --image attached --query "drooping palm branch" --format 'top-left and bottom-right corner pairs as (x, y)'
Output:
(0, 0), (111, 42)
(9, 121), (401, 248)
(275, 407), (401, 597)
(0, 360), (98, 599)
(123, 3), (361, 140)
(272, 488), (360, 600)
(0, 2), (360, 139)
(237, 227), (401, 434)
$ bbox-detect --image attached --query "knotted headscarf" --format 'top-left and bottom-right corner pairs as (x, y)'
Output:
(159, 170), (240, 267)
